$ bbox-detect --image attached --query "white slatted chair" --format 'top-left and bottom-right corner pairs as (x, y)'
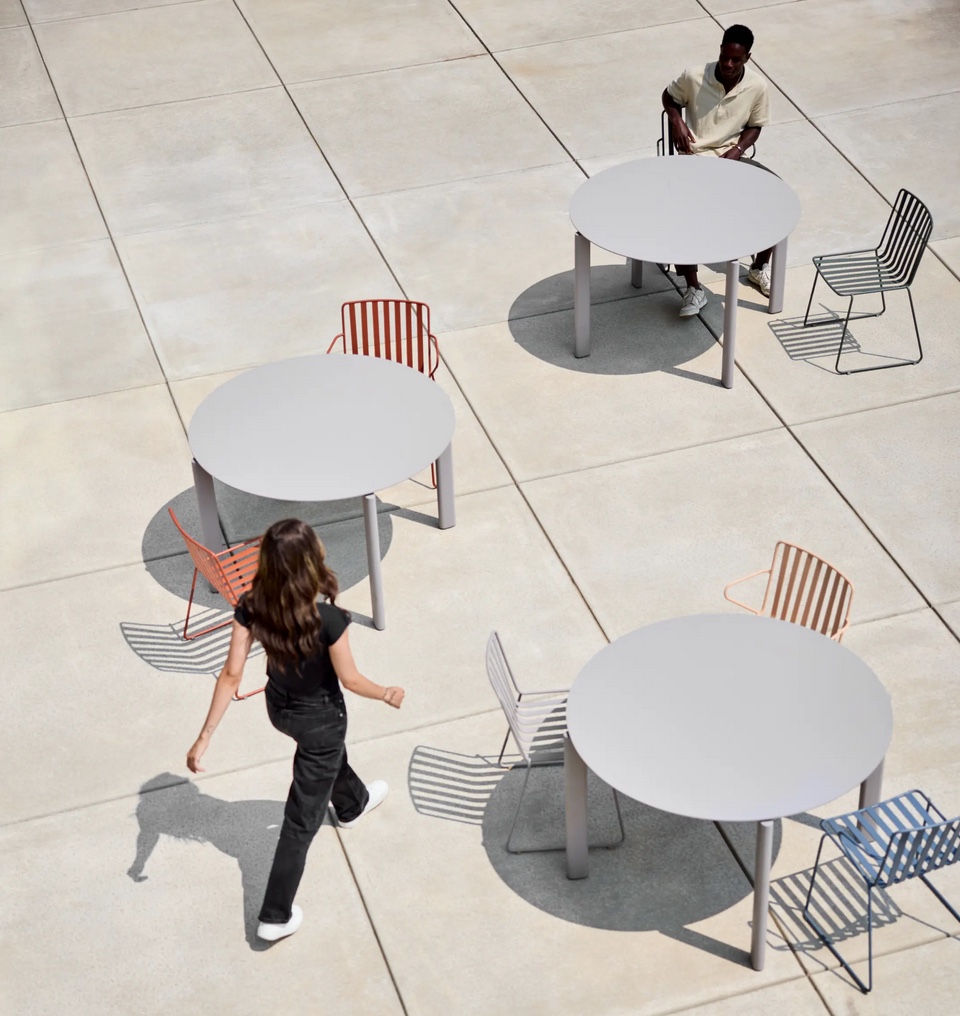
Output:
(486, 631), (625, 854)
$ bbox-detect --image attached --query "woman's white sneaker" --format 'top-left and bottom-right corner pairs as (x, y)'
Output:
(257, 904), (303, 942)
(337, 781), (389, 829)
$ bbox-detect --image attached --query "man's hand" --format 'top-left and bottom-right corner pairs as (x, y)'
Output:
(670, 114), (697, 155)
(720, 145), (743, 160)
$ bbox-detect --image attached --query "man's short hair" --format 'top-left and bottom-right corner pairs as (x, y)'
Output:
(722, 24), (754, 52)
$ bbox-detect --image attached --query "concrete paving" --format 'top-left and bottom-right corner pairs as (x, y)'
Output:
(2, 1), (958, 1013)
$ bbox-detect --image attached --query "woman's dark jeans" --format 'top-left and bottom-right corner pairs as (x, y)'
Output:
(258, 687), (368, 925)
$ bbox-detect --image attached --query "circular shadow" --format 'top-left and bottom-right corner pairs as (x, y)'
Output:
(141, 485), (394, 608)
(482, 765), (781, 933)
(508, 267), (715, 376)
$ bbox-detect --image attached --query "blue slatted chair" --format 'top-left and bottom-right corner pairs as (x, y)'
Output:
(803, 790), (960, 993)
(802, 188), (932, 374)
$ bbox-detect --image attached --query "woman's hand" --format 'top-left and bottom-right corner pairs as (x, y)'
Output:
(382, 686), (405, 709)
(187, 734), (210, 773)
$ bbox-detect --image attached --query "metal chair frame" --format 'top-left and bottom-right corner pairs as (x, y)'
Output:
(724, 540), (853, 642)
(327, 299), (440, 485)
(486, 631), (625, 854)
(168, 508), (264, 700)
(803, 790), (960, 993)
(802, 188), (932, 375)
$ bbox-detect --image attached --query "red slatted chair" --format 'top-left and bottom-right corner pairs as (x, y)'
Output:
(168, 508), (264, 699)
(724, 541), (854, 642)
(327, 299), (440, 485)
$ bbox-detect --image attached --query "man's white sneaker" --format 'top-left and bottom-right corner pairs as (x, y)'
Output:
(747, 263), (771, 297)
(257, 904), (303, 943)
(679, 286), (708, 318)
(336, 781), (389, 829)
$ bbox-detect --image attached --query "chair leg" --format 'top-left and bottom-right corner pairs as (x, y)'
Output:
(836, 289), (923, 375)
(834, 295), (857, 374)
(430, 461), (437, 489)
(802, 835), (872, 993)
(181, 568), (232, 641)
(919, 873), (960, 924)
(505, 763), (538, 853)
(496, 726), (512, 768)
(803, 270), (819, 326)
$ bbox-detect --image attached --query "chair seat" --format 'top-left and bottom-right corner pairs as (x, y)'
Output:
(813, 251), (904, 297)
(821, 790), (949, 886)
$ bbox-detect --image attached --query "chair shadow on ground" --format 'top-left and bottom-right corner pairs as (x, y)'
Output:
(508, 265), (720, 384)
(767, 311), (862, 370)
(127, 774), (322, 950)
(408, 745), (780, 964)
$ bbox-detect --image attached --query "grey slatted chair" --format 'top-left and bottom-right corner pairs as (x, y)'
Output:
(803, 188), (932, 374)
(803, 790), (960, 993)
(486, 631), (625, 854)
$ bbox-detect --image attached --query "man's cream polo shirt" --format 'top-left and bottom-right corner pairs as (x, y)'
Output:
(666, 62), (770, 155)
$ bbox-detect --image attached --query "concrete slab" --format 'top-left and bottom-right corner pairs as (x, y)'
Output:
(0, 764), (403, 1016)
(931, 235), (960, 277)
(795, 392), (960, 605)
(662, 979), (829, 1016)
(0, 0), (26, 28)
(33, 0), (278, 117)
(940, 600), (960, 641)
(815, 93), (960, 241)
(0, 386), (193, 587)
(236, 0), (483, 83)
(116, 202), (401, 380)
(0, 119), (106, 256)
(291, 55), (566, 197)
(440, 310), (781, 481)
(337, 710), (804, 1016)
(71, 88), (343, 236)
(24, 0), (184, 19)
(498, 19), (803, 162)
(0, 27), (60, 128)
(733, 0), (960, 118)
(454, 0), (705, 51)
(0, 240), (162, 412)
(521, 429), (924, 640)
(355, 163), (588, 333)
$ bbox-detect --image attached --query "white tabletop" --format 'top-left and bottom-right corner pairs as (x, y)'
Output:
(569, 157), (801, 266)
(189, 354), (455, 502)
(566, 614), (892, 823)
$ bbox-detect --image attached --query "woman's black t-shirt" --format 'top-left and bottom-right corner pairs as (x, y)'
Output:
(234, 598), (350, 700)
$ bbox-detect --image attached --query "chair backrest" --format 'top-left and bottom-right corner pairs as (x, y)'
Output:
(168, 508), (260, 605)
(656, 109), (675, 156)
(877, 188), (933, 287)
(338, 300), (438, 377)
(876, 814), (960, 888)
(759, 541), (853, 640)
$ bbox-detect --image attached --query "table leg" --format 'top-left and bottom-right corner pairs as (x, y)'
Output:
(436, 442), (455, 530)
(768, 237), (788, 315)
(751, 819), (774, 971)
(859, 757), (885, 809)
(192, 459), (225, 553)
(630, 258), (643, 289)
(565, 734), (589, 879)
(722, 259), (738, 389)
(363, 493), (385, 631)
(574, 232), (591, 358)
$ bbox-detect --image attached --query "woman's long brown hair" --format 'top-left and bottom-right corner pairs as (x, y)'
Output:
(242, 519), (341, 668)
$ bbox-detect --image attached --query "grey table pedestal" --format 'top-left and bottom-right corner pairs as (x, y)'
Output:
(563, 614), (892, 971)
(188, 355), (456, 631)
(570, 158), (801, 388)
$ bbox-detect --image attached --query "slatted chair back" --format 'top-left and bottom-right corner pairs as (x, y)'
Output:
(876, 189), (933, 288)
(760, 541), (853, 641)
(879, 820), (960, 887)
(329, 299), (438, 378)
(486, 631), (531, 761)
(168, 508), (260, 606)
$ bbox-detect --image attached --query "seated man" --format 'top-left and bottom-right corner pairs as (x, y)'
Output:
(662, 24), (772, 318)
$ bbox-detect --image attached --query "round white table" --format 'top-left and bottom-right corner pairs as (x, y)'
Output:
(188, 354), (456, 630)
(569, 157), (802, 386)
(564, 614), (892, 970)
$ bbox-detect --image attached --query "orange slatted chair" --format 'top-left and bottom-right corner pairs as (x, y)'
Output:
(327, 299), (440, 485)
(168, 509), (264, 699)
(724, 541), (854, 642)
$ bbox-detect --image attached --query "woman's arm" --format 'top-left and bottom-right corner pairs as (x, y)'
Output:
(186, 621), (254, 772)
(329, 629), (404, 708)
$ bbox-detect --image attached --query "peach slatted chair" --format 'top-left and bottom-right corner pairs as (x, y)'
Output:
(724, 541), (854, 642)
(327, 299), (441, 486)
(168, 509), (264, 699)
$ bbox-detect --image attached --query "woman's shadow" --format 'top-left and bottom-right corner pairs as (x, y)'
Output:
(127, 774), (323, 950)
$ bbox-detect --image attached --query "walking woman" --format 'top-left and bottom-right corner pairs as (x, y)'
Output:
(186, 519), (404, 942)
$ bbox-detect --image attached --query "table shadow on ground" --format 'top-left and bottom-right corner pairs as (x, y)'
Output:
(508, 279), (719, 381)
(409, 745), (777, 961)
(126, 774), (325, 951)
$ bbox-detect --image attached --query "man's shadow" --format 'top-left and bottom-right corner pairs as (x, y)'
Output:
(127, 774), (321, 950)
